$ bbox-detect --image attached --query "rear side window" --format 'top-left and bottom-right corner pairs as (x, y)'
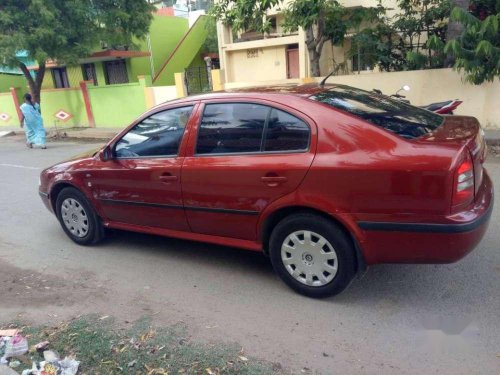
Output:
(196, 103), (310, 155)
(264, 109), (309, 151)
(115, 106), (193, 158)
(310, 85), (443, 139)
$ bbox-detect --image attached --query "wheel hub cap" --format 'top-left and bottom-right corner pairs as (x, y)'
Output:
(302, 253), (314, 265)
(281, 230), (338, 287)
(61, 198), (89, 238)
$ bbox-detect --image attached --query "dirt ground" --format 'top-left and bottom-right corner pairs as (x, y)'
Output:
(0, 255), (105, 311)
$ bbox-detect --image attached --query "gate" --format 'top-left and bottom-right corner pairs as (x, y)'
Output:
(184, 66), (211, 95)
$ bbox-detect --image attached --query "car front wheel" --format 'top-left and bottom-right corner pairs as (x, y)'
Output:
(55, 187), (104, 245)
(269, 213), (356, 298)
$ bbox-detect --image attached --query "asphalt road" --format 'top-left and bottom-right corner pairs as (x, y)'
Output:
(0, 137), (499, 374)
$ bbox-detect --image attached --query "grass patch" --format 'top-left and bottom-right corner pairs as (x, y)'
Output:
(2, 315), (279, 374)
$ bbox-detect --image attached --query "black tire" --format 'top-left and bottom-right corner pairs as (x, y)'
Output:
(55, 187), (104, 245)
(269, 213), (356, 298)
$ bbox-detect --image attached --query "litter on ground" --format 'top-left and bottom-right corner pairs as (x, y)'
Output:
(0, 330), (79, 375)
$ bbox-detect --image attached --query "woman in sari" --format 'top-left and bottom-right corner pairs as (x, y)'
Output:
(20, 93), (46, 149)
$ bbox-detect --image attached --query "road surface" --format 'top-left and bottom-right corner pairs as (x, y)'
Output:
(0, 137), (499, 374)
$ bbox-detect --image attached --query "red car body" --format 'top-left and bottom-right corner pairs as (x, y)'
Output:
(39, 84), (493, 279)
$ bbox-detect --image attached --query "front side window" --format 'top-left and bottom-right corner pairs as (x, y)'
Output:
(115, 106), (193, 158)
(196, 103), (310, 155)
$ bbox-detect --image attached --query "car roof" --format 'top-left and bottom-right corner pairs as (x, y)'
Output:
(159, 83), (333, 107)
(225, 83), (330, 96)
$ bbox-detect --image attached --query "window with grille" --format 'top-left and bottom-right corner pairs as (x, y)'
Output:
(82, 63), (97, 85)
(52, 68), (70, 88)
(104, 60), (129, 85)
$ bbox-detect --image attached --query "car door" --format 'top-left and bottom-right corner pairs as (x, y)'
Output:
(181, 100), (316, 240)
(90, 105), (195, 231)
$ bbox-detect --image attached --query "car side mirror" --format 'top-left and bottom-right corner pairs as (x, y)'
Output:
(99, 146), (113, 162)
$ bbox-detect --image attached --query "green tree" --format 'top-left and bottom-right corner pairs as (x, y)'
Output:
(399, 0), (451, 69)
(281, 0), (349, 77)
(202, 16), (220, 54)
(444, 0), (499, 83)
(349, 4), (405, 72)
(201, 1), (220, 54)
(351, 0), (451, 71)
(210, 0), (377, 77)
(0, 0), (154, 103)
(444, 0), (470, 66)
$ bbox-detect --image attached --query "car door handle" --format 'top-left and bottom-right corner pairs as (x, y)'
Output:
(159, 174), (178, 183)
(261, 176), (287, 186)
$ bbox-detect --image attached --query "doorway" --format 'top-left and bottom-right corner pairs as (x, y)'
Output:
(286, 45), (300, 79)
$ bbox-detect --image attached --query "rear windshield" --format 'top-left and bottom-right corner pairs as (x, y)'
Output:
(310, 85), (443, 139)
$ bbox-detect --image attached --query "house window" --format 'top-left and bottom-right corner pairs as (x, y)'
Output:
(82, 63), (97, 85)
(52, 67), (70, 88)
(104, 60), (129, 85)
(268, 16), (277, 34)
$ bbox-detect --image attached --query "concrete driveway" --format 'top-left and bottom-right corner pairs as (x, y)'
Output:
(0, 137), (499, 374)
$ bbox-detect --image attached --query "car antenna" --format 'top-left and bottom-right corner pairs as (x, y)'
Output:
(319, 70), (336, 88)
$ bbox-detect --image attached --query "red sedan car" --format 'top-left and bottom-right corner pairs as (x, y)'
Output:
(39, 84), (493, 298)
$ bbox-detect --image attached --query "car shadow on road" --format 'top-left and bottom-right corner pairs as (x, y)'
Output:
(91, 228), (495, 311)
(99, 229), (276, 279)
(334, 259), (491, 311)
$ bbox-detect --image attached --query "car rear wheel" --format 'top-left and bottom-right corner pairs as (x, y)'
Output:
(55, 187), (104, 245)
(269, 213), (356, 298)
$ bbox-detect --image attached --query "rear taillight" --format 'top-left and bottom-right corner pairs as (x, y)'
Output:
(452, 152), (474, 207)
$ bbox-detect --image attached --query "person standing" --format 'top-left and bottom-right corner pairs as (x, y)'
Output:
(20, 93), (46, 149)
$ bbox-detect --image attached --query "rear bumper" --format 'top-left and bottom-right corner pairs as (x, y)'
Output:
(359, 170), (494, 264)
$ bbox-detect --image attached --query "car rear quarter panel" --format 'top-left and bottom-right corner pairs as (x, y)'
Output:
(295, 101), (463, 263)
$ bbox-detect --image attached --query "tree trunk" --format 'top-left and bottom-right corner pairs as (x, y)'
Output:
(305, 25), (326, 78)
(309, 48), (321, 77)
(445, 0), (470, 67)
(19, 61), (46, 104)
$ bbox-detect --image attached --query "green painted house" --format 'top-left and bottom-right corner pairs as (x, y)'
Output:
(0, 51), (33, 92)
(31, 13), (209, 90)
(0, 13), (211, 129)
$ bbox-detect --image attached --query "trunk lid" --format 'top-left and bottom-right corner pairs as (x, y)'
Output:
(419, 115), (487, 196)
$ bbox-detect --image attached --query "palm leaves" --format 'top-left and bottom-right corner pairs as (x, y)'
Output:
(444, 5), (499, 83)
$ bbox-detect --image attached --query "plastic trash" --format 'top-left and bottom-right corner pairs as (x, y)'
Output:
(33, 342), (49, 352)
(42, 350), (59, 363)
(59, 357), (79, 375)
(20, 362), (38, 375)
(4, 335), (28, 359)
(7, 360), (19, 369)
(41, 361), (60, 375)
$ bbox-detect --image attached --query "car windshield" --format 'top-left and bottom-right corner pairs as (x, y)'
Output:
(310, 85), (444, 139)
